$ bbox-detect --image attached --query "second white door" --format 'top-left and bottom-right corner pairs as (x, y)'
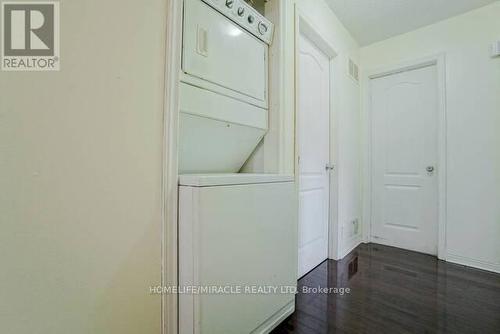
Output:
(297, 34), (331, 277)
(370, 65), (439, 255)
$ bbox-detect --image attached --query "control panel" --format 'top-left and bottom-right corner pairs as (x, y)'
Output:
(200, 0), (274, 45)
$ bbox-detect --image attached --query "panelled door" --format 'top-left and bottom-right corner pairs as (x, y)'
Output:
(370, 65), (439, 255)
(297, 34), (331, 277)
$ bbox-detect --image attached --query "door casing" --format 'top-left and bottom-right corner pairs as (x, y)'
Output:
(362, 54), (448, 260)
(294, 6), (340, 262)
(163, 1), (183, 334)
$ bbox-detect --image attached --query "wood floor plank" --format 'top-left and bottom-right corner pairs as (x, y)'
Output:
(272, 243), (500, 334)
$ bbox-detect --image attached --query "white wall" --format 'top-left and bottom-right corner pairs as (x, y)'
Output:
(361, 2), (500, 272)
(0, 0), (167, 332)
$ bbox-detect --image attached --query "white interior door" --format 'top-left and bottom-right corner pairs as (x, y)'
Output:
(297, 35), (330, 277)
(371, 65), (439, 255)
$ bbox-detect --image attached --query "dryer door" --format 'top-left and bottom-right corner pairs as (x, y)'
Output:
(183, 0), (267, 104)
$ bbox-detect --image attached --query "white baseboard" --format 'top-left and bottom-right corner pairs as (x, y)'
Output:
(339, 234), (363, 259)
(446, 253), (500, 274)
(253, 300), (294, 334)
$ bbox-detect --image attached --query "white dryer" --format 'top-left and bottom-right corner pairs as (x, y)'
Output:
(179, 0), (273, 174)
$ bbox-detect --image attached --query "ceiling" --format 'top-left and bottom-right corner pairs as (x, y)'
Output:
(326, 0), (498, 46)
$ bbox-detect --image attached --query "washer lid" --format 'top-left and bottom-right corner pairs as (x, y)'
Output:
(179, 173), (294, 187)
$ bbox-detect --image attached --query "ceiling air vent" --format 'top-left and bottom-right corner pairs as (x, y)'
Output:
(348, 58), (359, 82)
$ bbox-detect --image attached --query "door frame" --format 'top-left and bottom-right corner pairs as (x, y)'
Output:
(294, 6), (341, 261)
(162, 0), (183, 333)
(362, 54), (447, 260)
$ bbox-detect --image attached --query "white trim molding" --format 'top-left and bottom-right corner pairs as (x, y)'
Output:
(361, 54), (448, 260)
(447, 253), (500, 274)
(162, 0), (183, 333)
(263, 0), (295, 173)
(340, 235), (364, 259)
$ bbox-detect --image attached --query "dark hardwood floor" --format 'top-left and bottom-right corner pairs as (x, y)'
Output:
(272, 243), (500, 334)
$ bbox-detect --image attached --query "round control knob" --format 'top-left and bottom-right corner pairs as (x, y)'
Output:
(258, 22), (268, 35)
(248, 15), (255, 24)
(225, 0), (234, 8)
(237, 7), (245, 16)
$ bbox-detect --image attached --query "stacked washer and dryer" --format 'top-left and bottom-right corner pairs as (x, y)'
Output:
(178, 0), (297, 333)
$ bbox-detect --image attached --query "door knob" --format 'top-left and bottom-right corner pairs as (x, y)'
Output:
(326, 163), (335, 171)
(426, 166), (435, 173)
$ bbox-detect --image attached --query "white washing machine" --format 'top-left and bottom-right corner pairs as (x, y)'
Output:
(178, 1), (297, 333)
(179, 174), (296, 334)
